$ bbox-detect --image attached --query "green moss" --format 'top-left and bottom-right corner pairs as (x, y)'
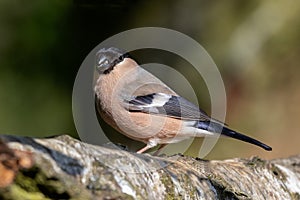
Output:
(0, 184), (49, 200)
(182, 172), (196, 199)
(15, 167), (41, 193)
(0, 164), (96, 200)
(11, 166), (70, 199)
(160, 172), (175, 199)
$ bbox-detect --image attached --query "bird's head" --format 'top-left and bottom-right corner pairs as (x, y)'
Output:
(95, 47), (130, 74)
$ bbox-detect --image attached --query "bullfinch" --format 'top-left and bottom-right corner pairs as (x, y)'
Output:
(94, 47), (272, 154)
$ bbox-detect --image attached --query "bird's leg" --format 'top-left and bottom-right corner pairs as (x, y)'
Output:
(153, 144), (167, 156)
(136, 139), (157, 154)
(136, 144), (153, 154)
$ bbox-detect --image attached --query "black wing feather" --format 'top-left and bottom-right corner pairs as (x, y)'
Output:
(125, 93), (212, 122)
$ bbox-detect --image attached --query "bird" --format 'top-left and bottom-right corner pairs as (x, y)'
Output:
(94, 47), (272, 154)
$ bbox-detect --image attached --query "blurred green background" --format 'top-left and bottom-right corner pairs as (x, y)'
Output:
(0, 0), (299, 160)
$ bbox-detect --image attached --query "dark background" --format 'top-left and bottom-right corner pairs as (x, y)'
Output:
(1, 0), (299, 159)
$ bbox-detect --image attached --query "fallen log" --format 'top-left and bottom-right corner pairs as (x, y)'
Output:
(0, 135), (299, 199)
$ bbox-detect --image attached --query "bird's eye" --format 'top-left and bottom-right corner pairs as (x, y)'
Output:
(118, 55), (124, 61)
(119, 53), (130, 62)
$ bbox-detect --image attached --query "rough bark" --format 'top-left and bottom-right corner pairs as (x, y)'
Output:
(0, 135), (299, 200)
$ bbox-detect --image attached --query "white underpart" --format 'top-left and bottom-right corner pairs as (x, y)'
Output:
(180, 121), (216, 137)
(157, 121), (217, 144)
(143, 93), (172, 107)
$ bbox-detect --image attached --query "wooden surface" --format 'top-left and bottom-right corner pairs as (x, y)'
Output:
(0, 135), (299, 199)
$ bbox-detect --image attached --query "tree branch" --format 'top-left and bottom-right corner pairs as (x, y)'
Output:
(0, 135), (299, 199)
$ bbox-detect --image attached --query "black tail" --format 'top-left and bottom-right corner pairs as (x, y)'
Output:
(196, 121), (272, 151)
(221, 126), (272, 151)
